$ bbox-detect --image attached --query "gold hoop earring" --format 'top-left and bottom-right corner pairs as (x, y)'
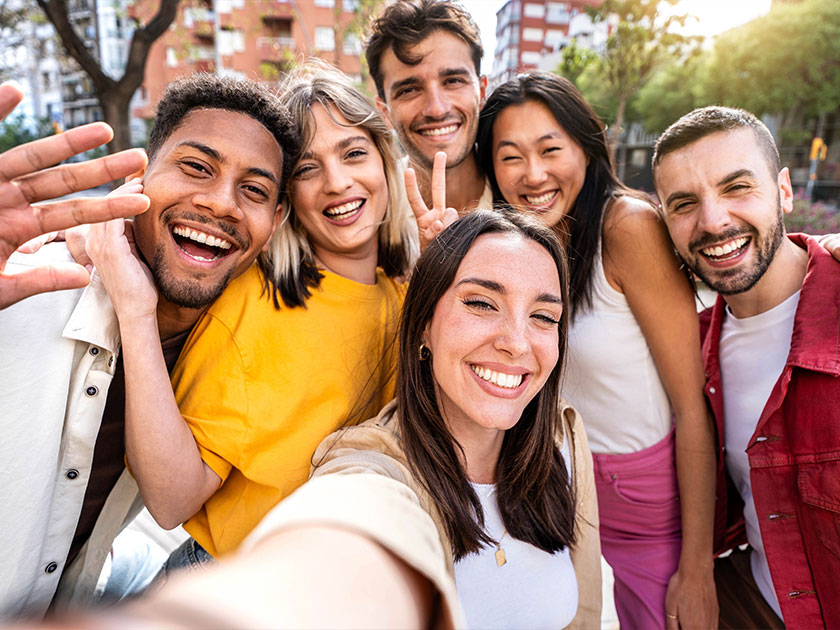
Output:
(418, 343), (431, 361)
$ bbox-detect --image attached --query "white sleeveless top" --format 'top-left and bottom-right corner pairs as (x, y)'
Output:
(453, 432), (577, 629)
(562, 245), (672, 454)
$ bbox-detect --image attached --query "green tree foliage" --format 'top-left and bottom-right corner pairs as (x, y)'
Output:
(705, 0), (840, 127)
(633, 53), (708, 133)
(556, 39), (599, 89)
(0, 113), (55, 154)
(579, 0), (700, 161)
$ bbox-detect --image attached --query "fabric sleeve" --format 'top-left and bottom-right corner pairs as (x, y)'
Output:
(565, 406), (603, 630)
(170, 313), (249, 483)
(241, 472), (464, 629)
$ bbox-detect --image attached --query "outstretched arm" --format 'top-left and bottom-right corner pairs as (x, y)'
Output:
(0, 81), (148, 309)
(85, 216), (221, 529)
(604, 197), (718, 630)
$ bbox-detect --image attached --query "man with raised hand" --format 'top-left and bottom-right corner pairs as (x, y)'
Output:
(0, 81), (148, 309)
(654, 106), (840, 629)
(365, 0), (490, 234)
(0, 74), (298, 620)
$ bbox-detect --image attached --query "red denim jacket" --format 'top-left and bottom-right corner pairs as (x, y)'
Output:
(701, 234), (840, 629)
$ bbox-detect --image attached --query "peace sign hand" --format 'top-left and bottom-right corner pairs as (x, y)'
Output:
(405, 151), (459, 252)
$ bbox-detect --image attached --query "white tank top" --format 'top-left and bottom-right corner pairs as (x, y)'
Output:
(562, 245), (672, 453)
(454, 432), (577, 629)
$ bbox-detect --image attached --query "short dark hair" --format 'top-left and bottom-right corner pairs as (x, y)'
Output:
(147, 73), (301, 192)
(652, 106), (780, 179)
(477, 72), (629, 318)
(365, 0), (483, 100)
(398, 207), (576, 561)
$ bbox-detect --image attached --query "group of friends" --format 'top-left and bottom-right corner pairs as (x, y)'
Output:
(1, 0), (839, 628)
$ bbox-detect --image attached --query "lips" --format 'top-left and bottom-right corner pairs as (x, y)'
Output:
(468, 362), (530, 398)
(321, 197), (365, 225)
(696, 235), (751, 263)
(522, 190), (559, 209)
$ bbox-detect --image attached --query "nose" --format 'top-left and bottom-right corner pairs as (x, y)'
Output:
(322, 160), (354, 195)
(696, 198), (733, 234)
(192, 178), (243, 221)
(422, 84), (451, 120)
(493, 315), (530, 358)
(522, 157), (549, 188)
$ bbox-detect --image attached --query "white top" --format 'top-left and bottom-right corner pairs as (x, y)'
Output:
(720, 289), (800, 622)
(0, 245), (141, 619)
(563, 246), (672, 453)
(454, 432), (577, 629)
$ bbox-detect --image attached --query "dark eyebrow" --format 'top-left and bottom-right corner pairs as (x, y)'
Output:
(389, 67), (472, 96)
(177, 141), (221, 161)
(179, 141), (278, 186)
(456, 278), (564, 306)
(440, 67), (472, 79)
(718, 168), (757, 186)
(665, 168), (758, 209)
(389, 76), (421, 96)
(496, 132), (563, 151)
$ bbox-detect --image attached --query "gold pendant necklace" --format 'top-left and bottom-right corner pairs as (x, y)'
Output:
(495, 530), (508, 567)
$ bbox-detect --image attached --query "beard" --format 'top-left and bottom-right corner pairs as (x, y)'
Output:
(148, 245), (236, 310)
(687, 199), (785, 296)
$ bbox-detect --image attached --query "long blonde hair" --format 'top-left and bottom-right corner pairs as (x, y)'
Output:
(259, 61), (418, 308)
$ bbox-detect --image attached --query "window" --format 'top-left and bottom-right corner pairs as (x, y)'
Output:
(546, 2), (571, 24)
(343, 0), (358, 11)
(521, 51), (541, 65)
(522, 27), (543, 42)
(523, 3), (545, 19)
(343, 32), (362, 55)
(166, 46), (178, 67)
(315, 0), (335, 6)
(314, 26), (335, 51)
(544, 29), (567, 49)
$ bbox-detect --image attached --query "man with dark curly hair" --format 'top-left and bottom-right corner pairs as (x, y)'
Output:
(0, 73), (299, 620)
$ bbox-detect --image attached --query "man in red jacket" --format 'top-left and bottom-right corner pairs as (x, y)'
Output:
(653, 105), (840, 629)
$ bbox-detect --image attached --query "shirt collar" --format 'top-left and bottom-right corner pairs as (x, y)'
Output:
(62, 269), (120, 354)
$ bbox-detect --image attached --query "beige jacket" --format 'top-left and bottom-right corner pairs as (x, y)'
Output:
(244, 399), (601, 629)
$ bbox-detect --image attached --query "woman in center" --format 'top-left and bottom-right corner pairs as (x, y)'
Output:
(228, 209), (600, 629)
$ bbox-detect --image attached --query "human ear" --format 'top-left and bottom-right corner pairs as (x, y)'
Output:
(778, 167), (794, 214)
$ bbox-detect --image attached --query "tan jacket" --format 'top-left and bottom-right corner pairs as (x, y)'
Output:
(244, 399), (601, 629)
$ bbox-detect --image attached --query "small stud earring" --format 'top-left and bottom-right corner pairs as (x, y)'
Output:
(418, 342), (431, 361)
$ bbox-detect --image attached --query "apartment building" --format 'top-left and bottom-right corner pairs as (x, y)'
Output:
(134, 0), (365, 121)
(490, 0), (604, 88)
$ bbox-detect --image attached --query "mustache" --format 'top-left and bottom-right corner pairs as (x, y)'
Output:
(410, 114), (463, 132)
(689, 227), (753, 253)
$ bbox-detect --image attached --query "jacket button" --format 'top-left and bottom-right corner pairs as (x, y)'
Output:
(85, 386), (98, 397)
(66, 469), (79, 480)
(89, 347), (99, 356)
(709, 386), (716, 394)
(45, 562), (58, 574)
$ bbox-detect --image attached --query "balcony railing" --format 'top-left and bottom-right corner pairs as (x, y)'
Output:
(257, 36), (295, 59)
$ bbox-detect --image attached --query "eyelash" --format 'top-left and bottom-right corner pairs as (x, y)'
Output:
(463, 298), (560, 325)
(182, 160), (209, 174)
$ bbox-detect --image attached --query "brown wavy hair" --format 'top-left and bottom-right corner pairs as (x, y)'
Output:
(398, 208), (576, 560)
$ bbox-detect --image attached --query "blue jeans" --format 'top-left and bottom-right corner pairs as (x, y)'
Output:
(157, 537), (215, 584)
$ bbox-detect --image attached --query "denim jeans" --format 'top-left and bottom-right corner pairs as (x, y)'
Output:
(156, 537), (215, 585)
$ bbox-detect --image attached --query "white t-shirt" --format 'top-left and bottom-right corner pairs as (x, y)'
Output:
(719, 290), (801, 622)
(454, 436), (577, 629)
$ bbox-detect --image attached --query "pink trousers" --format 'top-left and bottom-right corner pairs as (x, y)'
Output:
(593, 429), (682, 630)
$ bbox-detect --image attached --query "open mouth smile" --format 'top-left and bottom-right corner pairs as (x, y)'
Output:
(699, 236), (750, 262)
(171, 224), (236, 262)
(323, 198), (365, 223)
(522, 190), (558, 208)
(419, 123), (460, 137)
(470, 363), (527, 390)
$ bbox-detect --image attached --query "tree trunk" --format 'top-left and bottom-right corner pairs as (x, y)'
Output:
(100, 91), (133, 154)
(608, 95), (626, 171)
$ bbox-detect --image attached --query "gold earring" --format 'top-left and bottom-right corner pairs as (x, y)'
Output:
(418, 342), (430, 361)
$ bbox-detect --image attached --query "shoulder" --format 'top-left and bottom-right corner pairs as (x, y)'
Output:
(602, 193), (664, 240)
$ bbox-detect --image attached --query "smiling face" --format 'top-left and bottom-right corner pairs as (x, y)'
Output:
(377, 30), (484, 170)
(655, 128), (791, 295)
(425, 232), (563, 447)
(134, 108), (284, 310)
(491, 100), (588, 229)
(289, 103), (388, 277)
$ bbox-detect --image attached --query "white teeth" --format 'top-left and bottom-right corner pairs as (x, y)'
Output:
(471, 364), (523, 389)
(525, 191), (556, 206)
(172, 225), (232, 250)
(324, 199), (364, 217)
(701, 237), (748, 258)
(420, 124), (458, 137)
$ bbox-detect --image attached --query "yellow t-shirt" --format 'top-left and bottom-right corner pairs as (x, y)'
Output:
(170, 264), (405, 556)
